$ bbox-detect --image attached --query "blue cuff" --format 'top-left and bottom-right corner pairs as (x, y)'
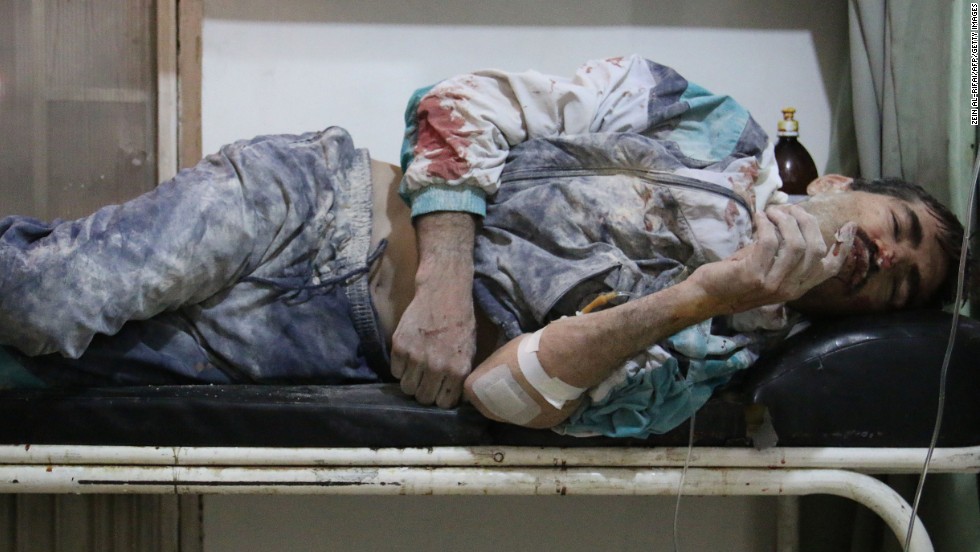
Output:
(408, 186), (487, 218)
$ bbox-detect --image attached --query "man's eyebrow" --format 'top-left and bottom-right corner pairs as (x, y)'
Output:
(904, 204), (923, 247)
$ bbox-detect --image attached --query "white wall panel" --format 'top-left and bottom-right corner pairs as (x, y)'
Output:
(202, 0), (849, 171)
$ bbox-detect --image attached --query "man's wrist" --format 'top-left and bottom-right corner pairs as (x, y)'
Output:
(414, 260), (473, 292)
(413, 210), (477, 291)
(415, 239), (475, 270)
(675, 277), (729, 319)
(415, 210), (474, 254)
(681, 268), (743, 318)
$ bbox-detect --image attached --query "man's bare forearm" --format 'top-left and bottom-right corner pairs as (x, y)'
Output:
(534, 278), (719, 390)
(413, 212), (476, 288)
(390, 211), (478, 408)
(537, 205), (856, 391)
(464, 276), (719, 428)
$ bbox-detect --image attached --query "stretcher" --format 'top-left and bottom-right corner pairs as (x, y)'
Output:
(1, 310), (978, 551)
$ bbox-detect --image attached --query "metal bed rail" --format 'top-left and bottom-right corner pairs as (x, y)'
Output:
(1, 444), (978, 552)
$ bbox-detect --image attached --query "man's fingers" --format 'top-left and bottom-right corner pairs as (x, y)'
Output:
(820, 222), (857, 276)
(786, 205), (830, 281)
(749, 211), (779, 266)
(399, 362), (423, 396)
(796, 206), (827, 254)
(389, 349), (406, 379)
(396, 357), (467, 408)
(389, 316), (473, 408)
(388, 291), (476, 408)
(414, 370), (444, 406)
(420, 367), (468, 408)
(766, 208), (805, 279)
(435, 381), (463, 409)
(430, 374), (464, 409)
(389, 327), (410, 379)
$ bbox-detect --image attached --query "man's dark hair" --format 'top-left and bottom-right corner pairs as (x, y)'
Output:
(849, 177), (968, 308)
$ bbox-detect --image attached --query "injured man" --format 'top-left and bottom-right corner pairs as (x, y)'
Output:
(0, 55), (965, 438)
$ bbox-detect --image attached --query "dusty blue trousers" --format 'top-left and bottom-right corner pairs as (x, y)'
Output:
(0, 128), (386, 386)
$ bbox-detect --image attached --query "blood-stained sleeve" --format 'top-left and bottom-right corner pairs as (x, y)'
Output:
(400, 55), (659, 218)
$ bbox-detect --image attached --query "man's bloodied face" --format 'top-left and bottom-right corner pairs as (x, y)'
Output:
(787, 188), (949, 315)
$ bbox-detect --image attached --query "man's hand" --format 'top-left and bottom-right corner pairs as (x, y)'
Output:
(688, 205), (855, 315)
(390, 212), (477, 408)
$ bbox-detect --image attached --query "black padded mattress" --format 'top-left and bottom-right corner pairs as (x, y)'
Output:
(1, 311), (978, 448)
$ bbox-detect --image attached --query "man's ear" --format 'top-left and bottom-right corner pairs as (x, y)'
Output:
(806, 174), (854, 196)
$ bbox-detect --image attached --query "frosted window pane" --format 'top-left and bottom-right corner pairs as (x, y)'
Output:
(0, 0), (157, 220)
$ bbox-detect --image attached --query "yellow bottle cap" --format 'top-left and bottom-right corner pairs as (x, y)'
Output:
(777, 107), (799, 136)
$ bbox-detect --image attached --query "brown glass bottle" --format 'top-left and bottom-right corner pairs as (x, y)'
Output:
(774, 108), (818, 195)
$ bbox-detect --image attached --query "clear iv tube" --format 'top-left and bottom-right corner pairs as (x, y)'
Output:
(903, 148), (979, 552)
(672, 406), (696, 552)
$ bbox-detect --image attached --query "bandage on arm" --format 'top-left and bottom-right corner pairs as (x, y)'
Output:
(516, 329), (586, 409)
(464, 328), (586, 429)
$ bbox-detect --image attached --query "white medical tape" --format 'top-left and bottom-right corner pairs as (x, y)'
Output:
(517, 329), (585, 409)
(471, 364), (541, 425)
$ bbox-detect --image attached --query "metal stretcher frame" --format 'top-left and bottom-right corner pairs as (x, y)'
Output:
(1, 444), (977, 552)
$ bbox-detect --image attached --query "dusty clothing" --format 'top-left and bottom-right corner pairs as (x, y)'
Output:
(401, 55), (791, 437)
(0, 55), (794, 439)
(0, 128), (386, 386)
(476, 133), (788, 438)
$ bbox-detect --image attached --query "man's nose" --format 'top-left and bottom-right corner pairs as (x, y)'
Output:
(874, 240), (911, 270)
